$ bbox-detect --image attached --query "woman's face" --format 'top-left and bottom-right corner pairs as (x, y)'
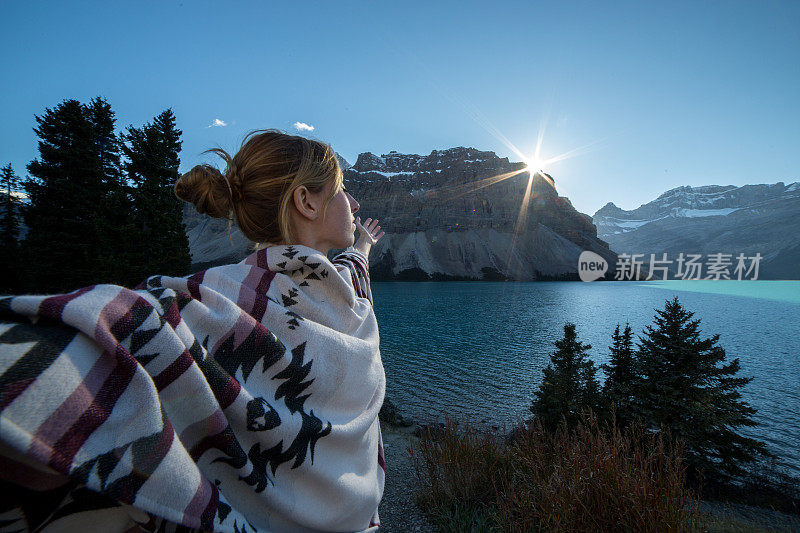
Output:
(319, 179), (360, 251)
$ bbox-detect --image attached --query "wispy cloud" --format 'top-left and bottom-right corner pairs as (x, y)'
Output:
(207, 118), (227, 128)
(293, 121), (315, 132)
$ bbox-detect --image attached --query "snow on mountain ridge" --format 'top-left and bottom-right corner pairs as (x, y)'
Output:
(656, 184), (738, 200)
(594, 181), (798, 237)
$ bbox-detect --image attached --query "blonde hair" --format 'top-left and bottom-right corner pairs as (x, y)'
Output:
(175, 129), (342, 245)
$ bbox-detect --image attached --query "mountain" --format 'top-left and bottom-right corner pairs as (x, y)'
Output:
(334, 152), (351, 170)
(592, 182), (800, 279)
(184, 147), (616, 280)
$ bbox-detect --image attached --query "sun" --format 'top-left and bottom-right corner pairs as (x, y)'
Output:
(522, 148), (551, 176)
(520, 138), (549, 175)
(523, 156), (547, 175)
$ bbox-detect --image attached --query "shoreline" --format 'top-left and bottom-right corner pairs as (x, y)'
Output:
(378, 421), (436, 532)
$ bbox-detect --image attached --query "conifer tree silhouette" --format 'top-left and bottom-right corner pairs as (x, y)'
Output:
(631, 297), (768, 480)
(122, 109), (190, 285)
(601, 322), (636, 426)
(0, 164), (22, 292)
(23, 98), (132, 291)
(530, 323), (602, 430)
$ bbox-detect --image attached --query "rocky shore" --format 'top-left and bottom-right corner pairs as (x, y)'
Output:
(377, 422), (436, 532)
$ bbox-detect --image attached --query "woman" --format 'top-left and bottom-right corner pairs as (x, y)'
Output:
(0, 130), (386, 532)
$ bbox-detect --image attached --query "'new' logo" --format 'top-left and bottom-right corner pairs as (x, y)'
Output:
(578, 251), (608, 282)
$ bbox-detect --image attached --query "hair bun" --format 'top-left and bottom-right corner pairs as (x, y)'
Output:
(175, 164), (231, 219)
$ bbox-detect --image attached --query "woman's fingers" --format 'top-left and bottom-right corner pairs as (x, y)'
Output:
(353, 216), (384, 242)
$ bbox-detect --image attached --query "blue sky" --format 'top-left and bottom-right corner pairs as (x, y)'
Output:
(1, 1), (798, 215)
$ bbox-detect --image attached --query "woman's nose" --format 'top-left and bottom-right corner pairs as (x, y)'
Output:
(347, 193), (359, 213)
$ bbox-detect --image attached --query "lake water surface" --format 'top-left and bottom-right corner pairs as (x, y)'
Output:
(372, 280), (800, 474)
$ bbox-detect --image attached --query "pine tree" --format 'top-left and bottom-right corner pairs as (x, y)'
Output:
(601, 322), (636, 425)
(1, 164), (22, 292)
(23, 97), (131, 292)
(122, 109), (190, 285)
(530, 323), (602, 430)
(631, 297), (768, 480)
(85, 97), (135, 285)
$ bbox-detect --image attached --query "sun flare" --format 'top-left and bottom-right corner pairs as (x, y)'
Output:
(523, 156), (547, 175)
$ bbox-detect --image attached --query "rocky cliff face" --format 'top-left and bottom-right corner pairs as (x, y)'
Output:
(344, 147), (614, 280)
(184, 147), (616, 280)
(593, 182), (800, 279)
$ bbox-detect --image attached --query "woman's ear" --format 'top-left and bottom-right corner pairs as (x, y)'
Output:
(292, 186), (320, 220)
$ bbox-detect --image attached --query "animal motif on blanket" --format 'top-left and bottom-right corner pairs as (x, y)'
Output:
(0, 245), (385, 532)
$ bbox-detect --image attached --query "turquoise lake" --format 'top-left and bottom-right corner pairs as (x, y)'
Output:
(372, 280), (800, 475)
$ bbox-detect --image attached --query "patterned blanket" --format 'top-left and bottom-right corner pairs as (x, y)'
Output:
(0, 245), (385, 532)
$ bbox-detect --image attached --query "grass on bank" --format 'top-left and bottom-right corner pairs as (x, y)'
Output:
(409, 413), (703, 532)
(405, 413), (800, 532)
